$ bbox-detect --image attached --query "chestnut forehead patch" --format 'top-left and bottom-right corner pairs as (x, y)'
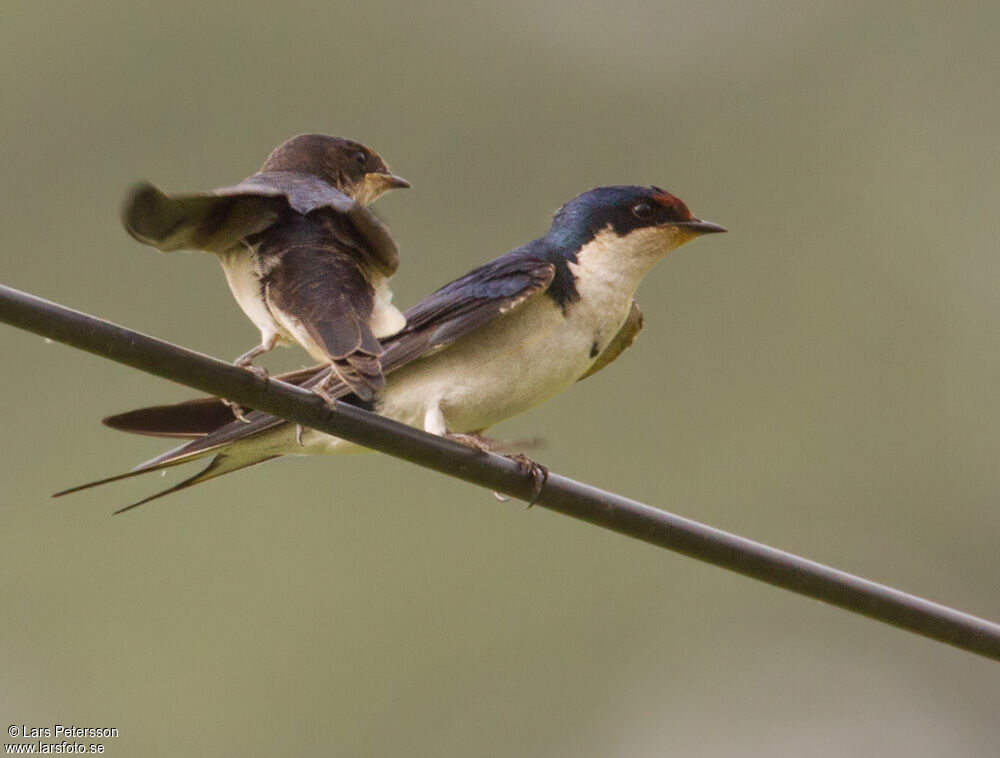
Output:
(651, 189), (693, 221)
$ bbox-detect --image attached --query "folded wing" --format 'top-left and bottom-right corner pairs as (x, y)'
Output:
(264, 246), (385, 401)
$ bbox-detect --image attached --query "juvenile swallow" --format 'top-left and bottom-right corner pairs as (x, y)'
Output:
(122, 133), (410, 403)
(59, 185), (725, 512)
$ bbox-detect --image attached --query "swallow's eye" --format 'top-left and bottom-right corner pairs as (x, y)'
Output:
(631, 202), (654, 220)
(355, 151), (368, 165)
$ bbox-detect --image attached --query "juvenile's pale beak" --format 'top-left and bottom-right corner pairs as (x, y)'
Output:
(366, 171), (410, 190)
(675, 219), (727, 235)
(359, 171), (411, 205)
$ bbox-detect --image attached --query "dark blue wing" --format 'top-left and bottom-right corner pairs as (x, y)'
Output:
(385, 244), (557, 366)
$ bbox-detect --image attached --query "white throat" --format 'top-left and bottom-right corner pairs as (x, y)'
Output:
(566, 225), (686, 307)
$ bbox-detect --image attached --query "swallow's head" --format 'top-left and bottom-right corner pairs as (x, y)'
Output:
(261, 133), (409, 205)
(549, 185), (724, 269)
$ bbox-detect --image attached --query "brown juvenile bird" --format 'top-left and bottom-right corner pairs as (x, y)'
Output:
(121, 133), (410, 405)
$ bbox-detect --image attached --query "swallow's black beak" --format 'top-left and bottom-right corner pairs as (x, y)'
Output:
(675, 219), (727, 235)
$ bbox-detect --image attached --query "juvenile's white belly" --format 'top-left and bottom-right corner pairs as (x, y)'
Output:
(219, 252), (285, 343)
(369, 274), (406, 339)
(219, 254), (406, 355)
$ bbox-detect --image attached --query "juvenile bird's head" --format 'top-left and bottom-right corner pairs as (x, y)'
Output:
(261, 133), (410, 205)
(545, 185), (725, 292)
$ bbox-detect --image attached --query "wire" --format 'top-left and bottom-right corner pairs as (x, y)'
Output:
(2, 282), (998, 662)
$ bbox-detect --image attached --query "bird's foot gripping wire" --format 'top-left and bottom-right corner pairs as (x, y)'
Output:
(299, 370), (342, 444)
(225, 353), (271, 421)
(508, 453), (549, 507)
(221, 397), (251, 423)
(444, 433), (544, 455)
(311, 381), (339, 410)
(239, 363), (270, 381)
(445, 433), (548, 506)
(233, 337), (276, 379)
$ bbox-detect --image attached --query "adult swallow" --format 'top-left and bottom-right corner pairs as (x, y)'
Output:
(59, 185), (725, 512)
(121, 133), (410, 404)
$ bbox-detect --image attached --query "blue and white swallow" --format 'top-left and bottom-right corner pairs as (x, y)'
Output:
(58, 185), (725, 512)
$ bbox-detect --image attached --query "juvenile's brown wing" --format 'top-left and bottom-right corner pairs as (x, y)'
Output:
(121, 172), (399, 274)
(264, 246), (385, 401)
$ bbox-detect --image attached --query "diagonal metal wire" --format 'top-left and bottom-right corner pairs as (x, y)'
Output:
(2, 281), (999, 662)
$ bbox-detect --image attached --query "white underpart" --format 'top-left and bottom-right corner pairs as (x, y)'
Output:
(277, 223), (692, 456)
(369, 273), (407, 338)
(218, 250), (324, 361)
(218, 251), (285, 350)
(422, 401), (448, 436)
(218, 251), (406, 361)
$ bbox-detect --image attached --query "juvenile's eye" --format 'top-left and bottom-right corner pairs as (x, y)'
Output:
(355, 151), (368, 165)
(632, 202), (654, 220)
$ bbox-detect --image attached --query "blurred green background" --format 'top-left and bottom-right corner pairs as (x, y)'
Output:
(2, 1), (998, 755)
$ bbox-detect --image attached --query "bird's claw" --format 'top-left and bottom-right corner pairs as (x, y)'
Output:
(445, 432), (492, 452)
(221, 397), (252, 423)
(244, 364), (270, 382)
(445, 433), (544, 455)
(233, 351), (270, 379)
(446, 434), (547, 505)
(311, 383), (339, 410)
(509, 453), (548, 506)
